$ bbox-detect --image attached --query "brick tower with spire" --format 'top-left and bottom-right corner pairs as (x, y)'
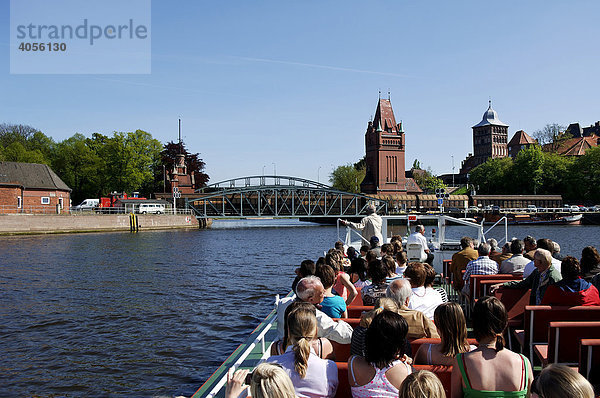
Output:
(360, 97), (408, 194)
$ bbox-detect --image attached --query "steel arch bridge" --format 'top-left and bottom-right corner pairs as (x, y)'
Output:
(185, 175), (388, 219)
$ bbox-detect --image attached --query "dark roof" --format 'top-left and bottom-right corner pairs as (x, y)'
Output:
(0, 161), (71, 192)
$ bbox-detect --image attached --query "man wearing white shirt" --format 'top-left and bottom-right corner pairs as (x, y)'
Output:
(407, 224), (434, 265)
(404, 262), (442, 319)
(276, 276), (353, 344)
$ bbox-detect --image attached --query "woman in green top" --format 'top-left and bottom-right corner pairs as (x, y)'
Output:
(451, 296), (533, 397)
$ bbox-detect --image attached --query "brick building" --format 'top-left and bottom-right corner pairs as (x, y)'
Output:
(508, 130), (537, 157)
(0, 161), (71, 214)
(360, 98), (420, 195)
(460, 101), (509, 174)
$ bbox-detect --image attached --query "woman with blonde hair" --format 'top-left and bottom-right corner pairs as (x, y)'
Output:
(226, 362), (297, 398)
(399, 370), (445, 398)
(451, 296), (532, 397)
(531, 364), (594, 398)
(414, 302), (473, 366)
(270, 301), (334, 360)
(267, 307), (338, 397)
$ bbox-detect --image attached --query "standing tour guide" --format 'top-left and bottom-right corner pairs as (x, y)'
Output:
(340, 204), (383, 245)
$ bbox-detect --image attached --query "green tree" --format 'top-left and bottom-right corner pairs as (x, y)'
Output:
(513, 146), (544, 194)
(540, 152), (574, 195)
(412, 168), (446, 193)
(52, 133), (104, 203)
(330, 164), (365, 193)
(569, 147), (600, 202)
(468, 157), (513, 194)
(3, 141), (47, 163)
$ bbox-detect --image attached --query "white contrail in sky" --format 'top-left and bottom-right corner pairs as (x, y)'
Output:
(231, 55), (411, 78)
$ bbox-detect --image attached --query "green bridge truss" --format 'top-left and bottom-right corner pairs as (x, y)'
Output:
(185, 175), (388, 219)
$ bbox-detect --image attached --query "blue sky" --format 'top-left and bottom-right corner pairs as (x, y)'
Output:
(2, 1), (599, 184)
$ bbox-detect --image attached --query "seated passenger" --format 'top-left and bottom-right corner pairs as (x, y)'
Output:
(348, 257), (371, 289)
(541, 256), (600, 306)
(523, 235), (537, 260)
(450, 236), (478, 293)
(383, 255), (401, 282)
(348, 311), (412, 397)
(491, 248), (562, 305)
(451, 296), (533, 398)
(500, 239), (529, 274)
(346, 246), (359, 262)
(359, 245), (370, 259)
(271, 300), (334, 360)
(361, 259), (389, 306)
(369, 236), (382, 258)
(407, 225), (433, 265)
(395, 251), (408, 276)
(292, 259), (316, 293)
(414, 302), (473, 366)
(461, 243), (498, 298)
(522, 238), (561, 278)
(424, 263), (448, 302)
(386, 278), (439, 340)
(581, 246), (600, 281)
(399, 370), (446, 398)
(315, 264), (348, 318)
(268, 306), (338, 397)
(327, 250), (358, 306)
(404, 262), (443, 319)
(531, 363), (594, 398)
(350, 297), (399, 358)
(276, 276), (353, 344)
(380, 243), (393, 258)
(334, 241), (351, 268)
(390, 235), (403, 255)
(492, 241), (512, 266)
(225, 362), (296, 398)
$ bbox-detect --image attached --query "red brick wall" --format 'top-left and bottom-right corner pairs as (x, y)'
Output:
(0, 186), (70, 214)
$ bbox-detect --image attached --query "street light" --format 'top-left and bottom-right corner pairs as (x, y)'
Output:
(318, 166), (322, 183)
(451, 155), (455, 187)
(262, 165), (266, 176)
(272, 162), (276, 176)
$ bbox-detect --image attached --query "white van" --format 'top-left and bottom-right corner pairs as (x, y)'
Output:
(138, 203), (165, 214)
(72, 199), (99, 211)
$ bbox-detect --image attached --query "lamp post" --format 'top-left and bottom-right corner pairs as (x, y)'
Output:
(272, 162), (276, 176)
(318, 166), (322, 183)
(262, 165), (266, 176)
(451, 155), (455, 187)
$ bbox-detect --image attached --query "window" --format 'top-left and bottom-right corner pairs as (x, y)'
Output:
(17, 197), (22, 208)
(41, 197), (50, 205)
(58, 197), (64, 209)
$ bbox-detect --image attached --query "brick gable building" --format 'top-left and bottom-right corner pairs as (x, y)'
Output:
(360, 98), (420, 194)
(0, 161), (71, 213)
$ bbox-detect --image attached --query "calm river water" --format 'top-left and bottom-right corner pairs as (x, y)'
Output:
(1, 220), (599, 397)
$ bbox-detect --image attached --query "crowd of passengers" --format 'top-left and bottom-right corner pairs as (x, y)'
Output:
(226, 229), (600, 398)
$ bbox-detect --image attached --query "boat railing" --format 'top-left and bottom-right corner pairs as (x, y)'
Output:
(482, 216), (509, 245)
(337, 218), (370, 246)
(193, 292), (293, 398)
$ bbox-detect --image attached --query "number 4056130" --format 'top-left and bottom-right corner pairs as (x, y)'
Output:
(19, 42), (66, 51)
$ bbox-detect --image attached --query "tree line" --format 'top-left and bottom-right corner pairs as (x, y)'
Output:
(469, 145), (600, 203)
(0, 123), (209, 203)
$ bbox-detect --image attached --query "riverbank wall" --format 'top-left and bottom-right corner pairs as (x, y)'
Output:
(0, 214), (200, 235)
